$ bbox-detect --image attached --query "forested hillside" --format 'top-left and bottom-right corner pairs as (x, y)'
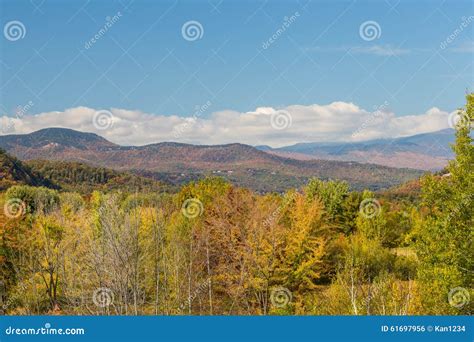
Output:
(26, 160), (168, 194)
(0, 95), (472, 316)
(0, 148), (56, 190)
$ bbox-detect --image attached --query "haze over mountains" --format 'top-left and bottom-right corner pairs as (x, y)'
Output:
(257, 129), (455, 171)
(0, 128), (432, 192)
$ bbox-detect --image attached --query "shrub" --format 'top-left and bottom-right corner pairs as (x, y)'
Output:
(5, 185), (60, 215)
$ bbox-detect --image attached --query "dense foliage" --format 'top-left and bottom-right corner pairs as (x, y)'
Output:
(0, 95), (472, 316)
(0, 149), (56, 191)
(26, 160), (168, 194)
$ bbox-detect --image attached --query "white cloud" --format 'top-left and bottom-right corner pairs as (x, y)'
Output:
(351, 45), (410, 56)
(0, 102), (454, 147)
(304, 44), (410, 56)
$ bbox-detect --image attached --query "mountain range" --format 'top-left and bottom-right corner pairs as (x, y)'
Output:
(257, 129), (455, 171)
(0, 127), (439, 192)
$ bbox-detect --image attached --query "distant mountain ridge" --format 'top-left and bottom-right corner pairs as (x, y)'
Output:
(0, 127), (116, 149)
(0, 128), (425, 192)
(259, 129), (455, 170)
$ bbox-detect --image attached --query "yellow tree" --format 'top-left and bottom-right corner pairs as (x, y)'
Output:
(272, 192), (327, 313)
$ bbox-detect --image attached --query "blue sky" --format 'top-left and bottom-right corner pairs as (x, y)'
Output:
(0, 0), (473, 146)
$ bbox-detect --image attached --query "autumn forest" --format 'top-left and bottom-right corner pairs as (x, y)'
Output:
(0, 95), (472, 316)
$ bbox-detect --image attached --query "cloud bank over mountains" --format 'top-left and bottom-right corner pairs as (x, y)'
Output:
(1, 102), (455, 147)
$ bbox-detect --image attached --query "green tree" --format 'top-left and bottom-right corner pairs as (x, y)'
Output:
(305, 179), (349, 223)
(415, 93), (473, 314)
